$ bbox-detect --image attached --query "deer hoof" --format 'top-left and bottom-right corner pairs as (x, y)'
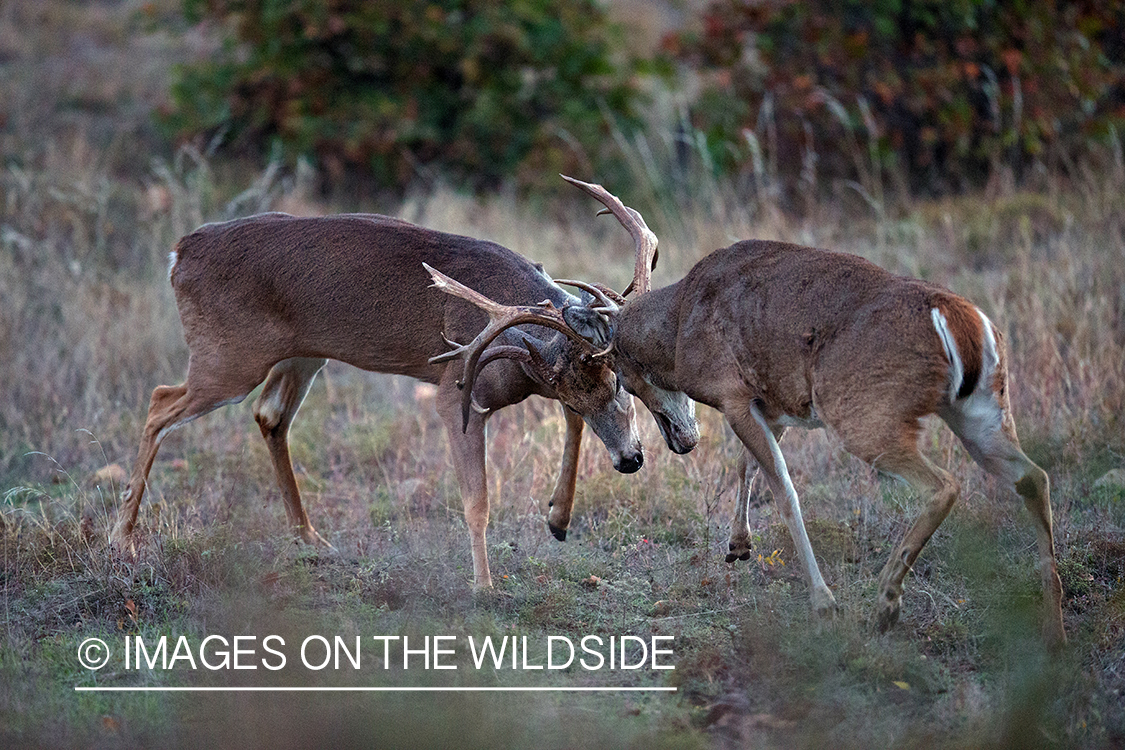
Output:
(726, 540), (751, 563)
(1043, 620), (1067, 651)
(548, 522), (567, 542)
(875, 593), (901, 633)
(108, 528), (136, 557)
(299, 526), (336, 551)
(813, 590), (839, 620)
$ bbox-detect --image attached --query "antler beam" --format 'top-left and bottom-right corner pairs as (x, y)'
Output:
(560, 175), (658, 297)
(424, 262), (596, 430)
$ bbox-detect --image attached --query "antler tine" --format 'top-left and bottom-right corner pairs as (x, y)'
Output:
(429, 333), (471, 364)
(560, 174), (658, 297)
(423, 263), (593, 431)
(554, 278), (621, 312)
(591, 282), (627, 307)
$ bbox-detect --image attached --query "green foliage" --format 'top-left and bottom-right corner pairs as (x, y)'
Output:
(669, 0), (1125, 194)
(163, 0), (646, 191)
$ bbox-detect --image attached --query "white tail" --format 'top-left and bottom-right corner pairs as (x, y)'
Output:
(111, 211), (645, 588)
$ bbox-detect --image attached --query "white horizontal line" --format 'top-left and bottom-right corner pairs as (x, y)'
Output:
(74, 686), (677, 693)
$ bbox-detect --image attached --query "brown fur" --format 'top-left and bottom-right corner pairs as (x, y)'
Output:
(932, 293), (985, 400)
(609, 238), (1065, 645)
(112, 212), (644, 589)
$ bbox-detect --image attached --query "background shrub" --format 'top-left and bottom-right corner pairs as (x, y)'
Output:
(667, 0), (1125, 196)
(163, 0), (647, 192)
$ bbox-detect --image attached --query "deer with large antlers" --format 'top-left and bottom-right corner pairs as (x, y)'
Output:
(428, 176), (1066, 645)
(111, 211), (646, 589)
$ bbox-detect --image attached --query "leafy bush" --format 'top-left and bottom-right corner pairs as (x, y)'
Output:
(668, 0), (1125, 195)
(163, 0), (646, 191)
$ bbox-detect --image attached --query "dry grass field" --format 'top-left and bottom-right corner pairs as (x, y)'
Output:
(2, 1), (1123, 748)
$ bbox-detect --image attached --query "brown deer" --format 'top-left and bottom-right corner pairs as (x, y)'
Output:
(427, 176), (1066, 645)
(110, 211), (646, 589)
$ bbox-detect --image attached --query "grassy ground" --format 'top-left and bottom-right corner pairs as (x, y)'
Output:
(2, 1), (1124, 748)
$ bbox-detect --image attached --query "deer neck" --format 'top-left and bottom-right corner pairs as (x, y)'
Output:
(616, 283), (681, 390)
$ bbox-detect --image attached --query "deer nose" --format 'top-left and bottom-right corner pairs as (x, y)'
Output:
(614, 450), (644, 474)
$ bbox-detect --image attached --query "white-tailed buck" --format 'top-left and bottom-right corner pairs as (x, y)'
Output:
(111, 212), (646, 589)
(428, 176), (1066, 645)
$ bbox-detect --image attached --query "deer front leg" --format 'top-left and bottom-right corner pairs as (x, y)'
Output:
(726, 402), (837, 618)
(546, 406), (584, 541)
(726, 450), (754, 562)
(436, 374), (492, 589)
(727, 425), (785, 563)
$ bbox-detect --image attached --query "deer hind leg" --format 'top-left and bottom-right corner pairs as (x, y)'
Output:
(436, 371), (492, 589)
(727, 426), (786, 563)
(942, 401), (1066, 647)
(726, 402), (837, 617)
(253, 357), (330, 548)
(822, 402), (960, 632)
(546, 406), (584, 541)
(111, 364), (264, 549)
(868, 439), (960, 634)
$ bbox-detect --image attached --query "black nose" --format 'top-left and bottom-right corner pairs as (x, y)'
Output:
(615, 452), (644, 474)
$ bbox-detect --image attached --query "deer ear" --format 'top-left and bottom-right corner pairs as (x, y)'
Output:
(563, 305), (613, 349)
(523, 336), (552, 379)
(512, 333), (560, 386)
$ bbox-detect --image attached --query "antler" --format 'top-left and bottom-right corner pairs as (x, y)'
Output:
(554, 278), (622, 311)
(424, 262), (598, 431)
(560, 175), (658, 297)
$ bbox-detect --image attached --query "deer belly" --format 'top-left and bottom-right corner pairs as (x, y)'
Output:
(776, 408), (825, 429)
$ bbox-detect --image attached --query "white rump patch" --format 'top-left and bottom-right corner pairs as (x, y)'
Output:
(168, 249), (178, 281)
(977, 309), (999, 382)
(930, 308), (963, 401)
(938, 307), (1006, 461)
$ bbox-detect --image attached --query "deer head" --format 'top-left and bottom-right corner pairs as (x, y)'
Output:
(425, 264), (643, 473)
(423, 174), (700, 457)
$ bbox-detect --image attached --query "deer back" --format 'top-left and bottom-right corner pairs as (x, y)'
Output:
(168, 212), (571, 387)
(631, 240), (986, 422)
